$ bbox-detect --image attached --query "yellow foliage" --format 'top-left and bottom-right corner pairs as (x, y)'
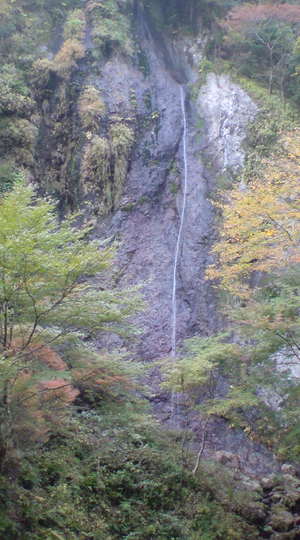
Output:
(78, 86), (105, 131)
(207, 129), (300, 298)
(63, 8), (86, 41)
(54, 39), (85, 76)
(0, 0), (11, 15)
(31, 58), (53, 88)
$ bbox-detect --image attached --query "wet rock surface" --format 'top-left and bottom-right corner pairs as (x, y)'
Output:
(36, 5), (282, 478)
(95, 15), (257, 362)
(90, 10), (281, 476)
(95, 15), (219, 360)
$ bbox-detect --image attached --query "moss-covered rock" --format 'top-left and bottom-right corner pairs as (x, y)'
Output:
(110, 122), (135, 206)
(270, 507), (295, 532)
(81, 135), (112, 213)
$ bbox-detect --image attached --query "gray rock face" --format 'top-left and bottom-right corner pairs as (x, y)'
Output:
(257, 349), (300, 413)
(96, 18), (219, 359)
(270, 509), (295, 532)
(87, 11), (281, 475)
(96, 22), (257, 363)
(198, 73), (258, 172)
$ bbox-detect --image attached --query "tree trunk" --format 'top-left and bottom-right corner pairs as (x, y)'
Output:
(269, 48), (274, 94)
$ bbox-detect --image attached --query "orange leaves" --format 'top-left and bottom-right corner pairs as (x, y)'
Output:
(34, 345), (67, 371)
(10, 339), (68, 371)
(207, 129), (300, 298)
(39, 379), (79, 405)
(223, 3), (300, 32)
(7, 341), (79, 447)
(73, 363), (132, 398)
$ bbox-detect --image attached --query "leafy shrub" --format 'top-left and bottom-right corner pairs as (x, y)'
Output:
(63, 8), (86, 41)
(54, 39), (85, 77)
(30, 58), (54, 90)
(221, 3), (300, 103)
(78, 86), (106, 131)
(0, 160), (20, 193)
(0, 408), (260, 539)
(0, 117), (37, 165)
(87, 0), (133, 57)
(0, 64), (34, 115)
(237, 77), (298, 181)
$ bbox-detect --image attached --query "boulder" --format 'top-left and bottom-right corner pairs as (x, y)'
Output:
(270, 507), (294, 532)
(281, 464), (297, 476)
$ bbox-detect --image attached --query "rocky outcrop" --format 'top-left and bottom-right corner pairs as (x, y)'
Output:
(95, 16), (257, 362)
(262, 469), (300, 538)
(198, 73), (258, 173)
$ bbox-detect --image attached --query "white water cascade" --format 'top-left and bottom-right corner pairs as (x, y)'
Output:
(170, 87), (188, 420)
(171, 86), (188, 359)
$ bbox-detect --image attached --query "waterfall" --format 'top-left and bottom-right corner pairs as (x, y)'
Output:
(171, 86), (188, 359)
(170, 87), (188, 421)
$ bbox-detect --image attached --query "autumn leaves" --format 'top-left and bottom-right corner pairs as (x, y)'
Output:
(207, 130), (300, 300)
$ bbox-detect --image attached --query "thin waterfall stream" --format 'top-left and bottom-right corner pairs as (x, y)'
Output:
(171, 86), (188, 419)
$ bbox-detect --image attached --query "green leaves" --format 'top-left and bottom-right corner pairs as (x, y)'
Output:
(0, 181), (138, 349)
(222, 3), (300, 100)
(0, 181), (142, 465)
(162, 334), (241, 393)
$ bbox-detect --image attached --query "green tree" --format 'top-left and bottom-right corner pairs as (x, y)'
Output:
(143, 0), (237, 31)
(165, 131), (300, 464)
(204, 130), (300, 459)
(0, 181), (140, 468)
(222, 3), (300, 97)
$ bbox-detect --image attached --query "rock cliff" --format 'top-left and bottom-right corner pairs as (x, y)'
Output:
(1, 0), (280, 475)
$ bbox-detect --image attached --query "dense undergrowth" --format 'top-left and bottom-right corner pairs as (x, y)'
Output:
(0, 403), (262, 540)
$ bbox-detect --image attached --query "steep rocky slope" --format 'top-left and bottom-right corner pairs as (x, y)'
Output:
(81, 3), (277, 474)
(0, 0), (294, 476)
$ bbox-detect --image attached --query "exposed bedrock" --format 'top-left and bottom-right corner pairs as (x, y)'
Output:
(88, 12), (279, 475)
(95, 15), (257, 359)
